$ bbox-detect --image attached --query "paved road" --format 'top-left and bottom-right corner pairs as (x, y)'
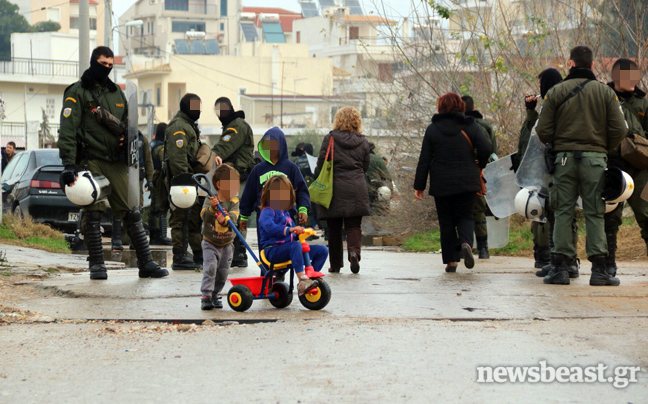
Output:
(1, 238), (647, 403)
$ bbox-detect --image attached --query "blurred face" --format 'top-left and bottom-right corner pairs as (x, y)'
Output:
(262, 139), (280, 164)
(190, 99), (202, 112)
(5, 144), (14, 156)
(215, 102), (231, 118)
(613, 66), (641, 93)
(267, 181), (292, 211)
(215, 170), (240, 201)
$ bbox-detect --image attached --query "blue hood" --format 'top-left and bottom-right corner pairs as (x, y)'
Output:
(258, 127), (288, 166)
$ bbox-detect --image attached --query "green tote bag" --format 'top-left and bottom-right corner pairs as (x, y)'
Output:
(309, 136), (334, 208)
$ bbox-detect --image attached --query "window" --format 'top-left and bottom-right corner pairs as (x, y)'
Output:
(349, 26), (359, 40)
(165, 0), (188, 11)
(46, 98), (56, 120)
(156, 85), (161, 106)
(1, 153), (21, 183)
(10, 153), (29, 181)
(69, 17), (97, 30)
(239, 88), (247, 95)
(220, 22), (225, 31)
(172, 21), (206, 32)
(296, 31), (300, 43)
(221, 0), (228, 17)
(46, 7), (60, 23)
(36, 152), (61, 167)
(330, 106), (339, 123)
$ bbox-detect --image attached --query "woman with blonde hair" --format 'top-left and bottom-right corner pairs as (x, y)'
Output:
(315, 107), (370, 274)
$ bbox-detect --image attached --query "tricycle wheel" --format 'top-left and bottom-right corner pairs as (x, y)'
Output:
(228, 285), (253, 312)
(269, 282), (293, 309)
(299, 279), (331, 310)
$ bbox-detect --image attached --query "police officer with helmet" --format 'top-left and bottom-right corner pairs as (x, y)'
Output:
(536, 45), (627, 286)
(58, 46), (168, 280)
(148, 123), (172, 245)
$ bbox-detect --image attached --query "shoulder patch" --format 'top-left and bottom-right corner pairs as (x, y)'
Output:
(63, 108), (72, 118)
(173, 131), (186, 137)
(222, 134), (231, 142)
(176, 139), (184, 148)
(638, 112), (645, 117)
(115, 103), (125, 108)
(226, 127), (238, 134)
(64, 97), (77, 104)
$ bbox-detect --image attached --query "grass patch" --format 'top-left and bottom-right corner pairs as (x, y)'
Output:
(0, 215), (70, 254)
(402, 231), (441, 252)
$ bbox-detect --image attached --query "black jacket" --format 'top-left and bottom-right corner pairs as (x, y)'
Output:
(315, 129), (371, 219)
(414, 112), (492, 197)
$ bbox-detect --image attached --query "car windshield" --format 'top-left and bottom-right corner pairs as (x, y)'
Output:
(36, 152), (62, 167)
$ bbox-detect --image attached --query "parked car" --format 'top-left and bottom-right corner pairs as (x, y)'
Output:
(1, 149), (112, 233)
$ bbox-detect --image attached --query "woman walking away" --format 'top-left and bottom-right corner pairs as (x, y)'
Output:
(315, 107), (370, 274)
(414, 93), (492, 272)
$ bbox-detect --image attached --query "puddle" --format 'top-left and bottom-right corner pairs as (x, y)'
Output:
(73, 249), (169, 268)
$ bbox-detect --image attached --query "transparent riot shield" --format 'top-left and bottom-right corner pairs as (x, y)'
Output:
(484, 153), (520, 218)
(473, 216), (509, 249)
(126, 82), (139, 210)
(516, 130), (550, 194)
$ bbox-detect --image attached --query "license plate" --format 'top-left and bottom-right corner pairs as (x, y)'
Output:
(68, 212), (79, 222)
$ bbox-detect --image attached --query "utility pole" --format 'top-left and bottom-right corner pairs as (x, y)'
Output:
(280, 62), (285, 129)
(104, 0), (112, 48)
(79, 0), (90, 75)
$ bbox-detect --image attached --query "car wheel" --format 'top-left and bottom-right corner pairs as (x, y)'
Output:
(12, 204), (24, 220)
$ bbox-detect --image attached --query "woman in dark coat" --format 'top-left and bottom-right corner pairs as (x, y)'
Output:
(316, 107), (370, 274)
(414, 93), (492, 272)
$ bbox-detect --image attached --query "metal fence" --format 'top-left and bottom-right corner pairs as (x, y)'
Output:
(0, 58), (78, 78)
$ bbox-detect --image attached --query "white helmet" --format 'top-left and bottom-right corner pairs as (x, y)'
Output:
(605, 167), (634, 204)
(169, 173), (198, 209)
(64, 171), (111, 207)
(377, 186), (392, 202)
(605, 202), (619, 213)
(515, 187), (546, 222)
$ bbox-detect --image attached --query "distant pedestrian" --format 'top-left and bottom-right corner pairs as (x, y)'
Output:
(414, 92), (492, 272)
(315, 107), (370, 274)
(2, 141), (16, 172)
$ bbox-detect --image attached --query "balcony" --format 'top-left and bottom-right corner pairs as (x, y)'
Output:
(164, 1), (217, 15)
(0, 58), (79, 78)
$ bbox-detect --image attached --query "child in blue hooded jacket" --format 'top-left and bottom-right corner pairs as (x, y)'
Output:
(239, 127), (311, 235)
(258, 175), (328, 295)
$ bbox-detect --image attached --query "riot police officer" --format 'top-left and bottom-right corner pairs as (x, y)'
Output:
(212, 97), (255, 267)
(536, 46), (627, 286)
(58, 46), (167, 280)
(165, 94), (203, 270)
(148, 123), (172, 245)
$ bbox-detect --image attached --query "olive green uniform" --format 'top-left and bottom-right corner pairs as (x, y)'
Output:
(58, 80), (131, 219)
(604, 86), (648, 241)
(148, 141), (167, 231)
(165, 111), (202, 251)
(537, 71), (627, 259)
(366, 152), (392, 215)
(471, 113), (497, 239)
(139, 135), (154, 226)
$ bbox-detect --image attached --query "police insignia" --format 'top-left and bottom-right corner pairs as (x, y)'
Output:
(223, 135), (231, 142)
(63, 108), (72, 118)
(176, 139), (184, 148)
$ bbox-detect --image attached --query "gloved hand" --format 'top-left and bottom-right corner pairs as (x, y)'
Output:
(525, 95), (538, 110)
(145, 181), (154, 192)
(60, 164), (77, 187)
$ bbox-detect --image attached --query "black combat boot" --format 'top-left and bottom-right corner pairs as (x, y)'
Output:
(111, 218), (124, 251)
(172, 247), (199, 270)
(230, 237), (248, 268)
(150, 211), (173, 246)
(534, 247), (551, 268)
(193, 249), (204, 268)
(476, 236), (489, 259)
(85, 211), (107, 280)
(567, 257), (580, 278)
(125, 208), (168, 278)
(590, 254), (620, 286)
(543, 254), (570, 285)
(605, 232), (618, 277)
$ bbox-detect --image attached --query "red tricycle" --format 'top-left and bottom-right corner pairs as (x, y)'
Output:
(192, 174), (331, 313)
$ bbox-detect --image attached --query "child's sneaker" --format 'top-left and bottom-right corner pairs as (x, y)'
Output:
(212, 295), (223, 309)
(297, 278), (317, 296)
(201, 296), (215, 310)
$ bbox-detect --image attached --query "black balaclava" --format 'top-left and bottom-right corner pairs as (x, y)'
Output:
(303, 143), (314, 155)
(180, 93), (201, 122)
(539, 68), (563, 98)
(215, 97), (235, 125)
(89, 57), (112, 84)
(155, 123), (167, 142)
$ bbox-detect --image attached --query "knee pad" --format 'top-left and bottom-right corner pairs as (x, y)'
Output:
(125, 207), (142, 224)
